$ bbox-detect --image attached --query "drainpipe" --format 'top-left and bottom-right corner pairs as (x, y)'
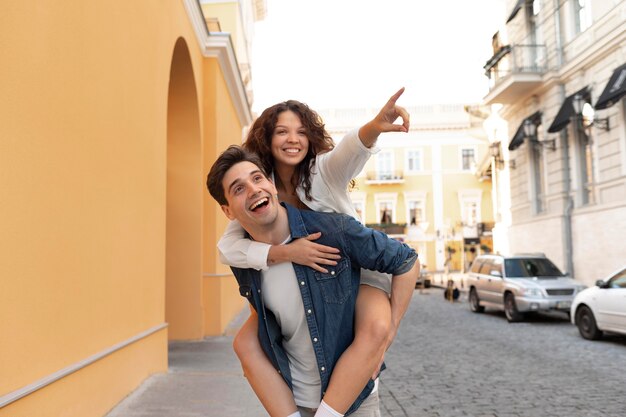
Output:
(558, 84), (575, 278)
(553, 0), (563, 68)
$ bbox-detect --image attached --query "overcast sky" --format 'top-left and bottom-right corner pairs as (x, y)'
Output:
(250, 0), (507, 113)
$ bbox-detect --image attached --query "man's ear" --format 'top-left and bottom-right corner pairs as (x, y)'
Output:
(221, 204), (235, 220)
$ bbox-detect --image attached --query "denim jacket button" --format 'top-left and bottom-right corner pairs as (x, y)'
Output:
(331, 271), (335, 275)
(307, 309), (312, 314)
(313, 338), (318, 342)
(320, 366), (325, 372)
(300, 281), (305, 286)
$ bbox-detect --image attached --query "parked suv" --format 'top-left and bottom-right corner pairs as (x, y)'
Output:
(466, 253), (586, 322)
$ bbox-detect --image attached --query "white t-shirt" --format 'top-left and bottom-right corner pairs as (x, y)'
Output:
(261, 258), (321, 408)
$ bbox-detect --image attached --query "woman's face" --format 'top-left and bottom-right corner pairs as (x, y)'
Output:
(270, 110), (310, 169)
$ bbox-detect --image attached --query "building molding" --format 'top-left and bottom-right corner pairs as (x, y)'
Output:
(0, 323), (168, 408)
(184, 0), (253, 127)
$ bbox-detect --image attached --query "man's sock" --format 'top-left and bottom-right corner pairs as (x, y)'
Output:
(313, 400), (344, 417)
(286, 412), (302, 417)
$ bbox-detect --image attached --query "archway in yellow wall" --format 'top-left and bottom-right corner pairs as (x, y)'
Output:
(166, 37), (204, 340)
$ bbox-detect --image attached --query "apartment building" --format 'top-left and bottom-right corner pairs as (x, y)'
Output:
(482, 0), (626, 285)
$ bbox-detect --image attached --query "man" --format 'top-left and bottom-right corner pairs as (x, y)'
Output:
(206, 146), (419, 417)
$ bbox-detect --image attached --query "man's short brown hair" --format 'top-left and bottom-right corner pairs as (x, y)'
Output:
(206, 145), (268, 205)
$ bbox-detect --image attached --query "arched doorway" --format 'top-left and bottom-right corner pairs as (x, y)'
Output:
(165, 37), (203, 340)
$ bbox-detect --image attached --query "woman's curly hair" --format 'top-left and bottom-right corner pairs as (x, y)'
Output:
(243, 100), (335, 201)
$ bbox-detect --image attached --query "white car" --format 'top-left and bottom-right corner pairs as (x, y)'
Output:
(571, 266), (626, 340)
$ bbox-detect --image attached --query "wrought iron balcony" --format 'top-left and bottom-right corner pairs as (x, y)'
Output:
(365, 170), (405, 184)
(483, 44), (547, 105)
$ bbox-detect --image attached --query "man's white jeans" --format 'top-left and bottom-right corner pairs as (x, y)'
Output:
(297, 391), (381, 417)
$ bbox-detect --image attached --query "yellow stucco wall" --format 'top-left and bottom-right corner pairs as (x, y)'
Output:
(200, 59), (248, 336)
(1, 1), (247, 415)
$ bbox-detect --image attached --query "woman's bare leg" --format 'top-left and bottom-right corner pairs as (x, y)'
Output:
(233, 308), (298, 416)
(320, 285), (391, 413)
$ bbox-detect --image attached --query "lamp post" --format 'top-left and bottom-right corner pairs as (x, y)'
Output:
(572, 94), (610, 131)
(524, 118), (556, 151)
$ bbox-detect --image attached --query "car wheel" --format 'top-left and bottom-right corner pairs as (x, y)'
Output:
(576, 305), (603, 340)
(504, 293), (524, 322)
(469, 288), (484, 313)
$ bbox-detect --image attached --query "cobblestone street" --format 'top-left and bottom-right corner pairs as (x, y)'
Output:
(379, 288), (626, 417)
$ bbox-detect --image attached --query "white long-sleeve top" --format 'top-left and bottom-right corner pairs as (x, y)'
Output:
(217, 128), (378, 270)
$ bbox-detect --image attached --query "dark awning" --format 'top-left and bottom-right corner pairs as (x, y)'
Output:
(594, 63), (626, 110)
(508, 111), (542, 151)
(547, 87), (589, 133)
(506, 0), (525, 23)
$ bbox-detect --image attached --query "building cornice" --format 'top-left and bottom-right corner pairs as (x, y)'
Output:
(184, 0), (253, 127)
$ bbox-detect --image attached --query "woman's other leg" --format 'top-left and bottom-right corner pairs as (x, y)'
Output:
(233, 307), (298, 416)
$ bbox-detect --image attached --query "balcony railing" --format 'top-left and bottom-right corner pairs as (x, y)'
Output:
(484, 44), (547, 82)
(365, 170), (404, 184)
(483, 44), (547, 104)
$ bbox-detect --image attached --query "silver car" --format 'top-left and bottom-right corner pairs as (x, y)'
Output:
(467, 254), (586, 322)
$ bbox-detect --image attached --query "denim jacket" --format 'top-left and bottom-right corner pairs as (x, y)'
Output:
(231, 203), (417, 415)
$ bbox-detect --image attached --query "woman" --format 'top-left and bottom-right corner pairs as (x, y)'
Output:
(219, 88), (411, 417)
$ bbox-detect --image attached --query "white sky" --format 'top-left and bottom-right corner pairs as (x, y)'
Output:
(250, 0), (507, 113)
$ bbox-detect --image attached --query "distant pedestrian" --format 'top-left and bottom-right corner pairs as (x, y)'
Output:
(444, 280), (460, 301)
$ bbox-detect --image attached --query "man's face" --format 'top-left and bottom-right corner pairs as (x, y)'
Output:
(220, 161), (279, 228)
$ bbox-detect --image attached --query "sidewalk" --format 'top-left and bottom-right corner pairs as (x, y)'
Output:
(105, 278), (466, 417)
(106, 309), (265, 417)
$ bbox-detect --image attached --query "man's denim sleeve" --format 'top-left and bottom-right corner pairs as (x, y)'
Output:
(393, 252), (418, 275)
(340, 215), (418, 274)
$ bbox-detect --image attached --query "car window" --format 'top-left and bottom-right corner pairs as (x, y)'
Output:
(608, 268), (626, 289)
(491, 258), (503, 276)
(470, 259), (484, 273)
(504, 258), (563, 278)
(479, 260), (493, 275)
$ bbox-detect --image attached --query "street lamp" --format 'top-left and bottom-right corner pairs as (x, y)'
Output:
(572, 94), (610, 131)
(489, 141), (515, 170)
(523, 119), (556, 151)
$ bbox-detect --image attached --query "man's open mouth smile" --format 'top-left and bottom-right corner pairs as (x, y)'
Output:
(249, 197), (269, 212)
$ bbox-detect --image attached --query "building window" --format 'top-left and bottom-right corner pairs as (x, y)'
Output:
(376, 151), (394, 180)
(353, 201), (365, 224)
(576, 103), (595, 206)
(405, 149), (422, 173)
(461, 148), (475, 171)
(574, 0), (591, 34)
(407, 200), (424, 226)
(379, 201), (394, 224)
(458, 189), (482, 228)
(577, 132), (595, 205)
(531, 142), (546, 213)
(462, 201), (478, 226)
(530, 122), (546, 214)
(350, 192), (366, 224)
(527, 0), (544, 68)
(374, 193), (398, 224)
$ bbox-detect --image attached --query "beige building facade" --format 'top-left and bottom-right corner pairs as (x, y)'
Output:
(0, 1), (264, 415)
(482, 0), (626, 286)
(321, 105), (495, 274)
